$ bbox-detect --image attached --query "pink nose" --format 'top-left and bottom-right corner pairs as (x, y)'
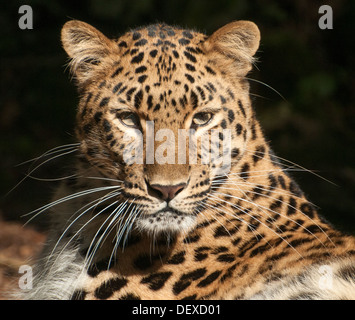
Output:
(149, 183), (186, 201)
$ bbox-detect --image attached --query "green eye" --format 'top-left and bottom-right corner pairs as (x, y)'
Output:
(192, 112), (213, 127)
(117, 112), (140, 128)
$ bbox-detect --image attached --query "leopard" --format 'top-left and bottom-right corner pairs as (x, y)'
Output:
(19, 19), (355, 300)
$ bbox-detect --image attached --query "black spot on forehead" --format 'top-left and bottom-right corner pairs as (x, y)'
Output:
(185, 63), (196, 72)
(119, 25), (205, 64)
(146, 24), (158, 37)
(99, 97), (110, 107)
(205, 65), (216, 75)
(126, 87), (136, 101)
(131, 24), (195, 48)
(149, 49), (158, 57)
(172, 50), (179, 58)
(128, 48), (137, 56)
(179, 38), (190, 45)
(185, 74), (195, 83)
(227, 109), (235, 123)
(131, 52), (144, 64)
(135, 66), (147, 73)
(134, 89), (143, 109)
(138, 75), (148, 83)
(190, 90), (199, 109)
(166, 28), (176, 37)
(118, 40), (128, 48)
(182, 30), (193, 39)
(134, 39), (148, 47)
(132, 32), (141, 40)
(111, 66), (123, 78)
(153, 103), (160, 112)
(184, 51), (197, 63)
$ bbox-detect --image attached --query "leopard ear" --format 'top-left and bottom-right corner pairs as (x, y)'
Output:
(61, 20), (118, 86)
(204, 21), (260, 76)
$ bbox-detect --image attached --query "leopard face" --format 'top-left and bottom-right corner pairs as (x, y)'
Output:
(61, 20), (260, 236)
(20, 20), (355, 301)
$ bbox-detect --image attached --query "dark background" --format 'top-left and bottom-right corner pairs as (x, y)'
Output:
(1, 0), (354, 233)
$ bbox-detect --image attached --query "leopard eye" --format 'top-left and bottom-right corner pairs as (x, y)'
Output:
(117, 112), (140, 128)
(191, 112), (213, 128)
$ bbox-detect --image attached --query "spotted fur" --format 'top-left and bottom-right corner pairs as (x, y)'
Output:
(20, 20), (355, 300)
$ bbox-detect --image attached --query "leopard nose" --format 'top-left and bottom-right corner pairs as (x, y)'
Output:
(148, 183), (186, 202)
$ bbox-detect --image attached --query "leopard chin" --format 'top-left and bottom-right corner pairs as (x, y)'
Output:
(135, 208), (197, 235)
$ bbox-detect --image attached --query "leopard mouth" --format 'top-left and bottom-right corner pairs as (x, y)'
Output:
(155, 206), (187, 216)
(134, 206), (197, 234)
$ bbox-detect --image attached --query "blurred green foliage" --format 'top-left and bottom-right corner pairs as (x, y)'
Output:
(1, 0), (354, 232)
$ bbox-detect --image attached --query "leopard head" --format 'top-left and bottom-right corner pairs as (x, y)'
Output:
(61, 20), (260, 235)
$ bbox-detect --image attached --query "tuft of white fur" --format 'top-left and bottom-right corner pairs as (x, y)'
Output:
(251, 257), (355, 300)
(16, 243), (88, 300)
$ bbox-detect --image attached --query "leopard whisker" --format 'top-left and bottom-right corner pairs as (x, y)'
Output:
(244, 77), (286, 101)
(208, 191), (305, 260)
(212, 186), (332, 249)
(212, 178), (310, 204)
(212, 172), (319, 208)
(108, 202), (141, 269)
(15, 143), (80, 167)
(51, 191), (122, 262)
(7, 146), (79, 196)
(84, 200), (129, 269)
(249, 92), (273, 100)
(82, 176), (124, 184)
(226, 166), (310, 178)
(222, 178), (320, 209)
(197, 201), (234, 238)
(108, 200), (137, 252)
(206, 193), (274, 245)
(49, 196), (121, 268)
(244, 148), (336, 186)
(24, 173), (78, 182)
(212, 167), (299, 182)
(207, 195), (278, 254)
(212, 176), (335, 246)
(28, 184), (120, 213)
(122, 204), (142, 249)
(89, 198), (135, 262)
(23, 185), (121, 225)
